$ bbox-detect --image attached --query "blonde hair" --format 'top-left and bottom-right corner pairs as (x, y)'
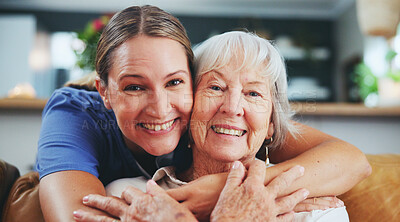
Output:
(193, 31), (297, 149)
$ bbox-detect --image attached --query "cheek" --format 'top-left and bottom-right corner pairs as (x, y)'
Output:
(246, 108), (272, 151)
(190, 96), (216, 148)
(190, 111), (209, 149)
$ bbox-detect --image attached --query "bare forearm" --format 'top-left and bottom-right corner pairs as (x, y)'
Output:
(39, 171), (108, 222)
(266, 140), (371, 197)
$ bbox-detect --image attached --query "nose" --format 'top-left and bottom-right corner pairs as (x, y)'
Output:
(219, 89), (244, 117)
(144, 90), (172, 118)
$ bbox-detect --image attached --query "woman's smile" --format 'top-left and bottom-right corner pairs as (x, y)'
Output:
(138, 118), (179, 135)
(210, 125), (247, 137)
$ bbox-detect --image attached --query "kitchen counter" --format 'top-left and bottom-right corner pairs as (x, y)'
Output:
(1, 98), (400, 117)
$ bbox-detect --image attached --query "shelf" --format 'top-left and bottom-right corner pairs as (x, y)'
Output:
(1, 98), (400, 117)
(292, 102), (400, 117)
(0, 98), (48, 110)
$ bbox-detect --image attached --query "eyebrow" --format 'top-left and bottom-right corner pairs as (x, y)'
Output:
(119, 70), (189, 81)
(211, 70), (224, 78)
(210, 70), (267, 86)
(247, 81), (267, 86)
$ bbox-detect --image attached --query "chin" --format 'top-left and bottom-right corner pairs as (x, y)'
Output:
(210, 151), (243, 163)
(145, 140), (178, 156)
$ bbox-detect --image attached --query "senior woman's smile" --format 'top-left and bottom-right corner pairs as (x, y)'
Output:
(190, 56), (274, 163)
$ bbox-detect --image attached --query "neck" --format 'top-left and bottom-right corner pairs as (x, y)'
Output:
(123, 135), (157, 175)
(178, 143), (239, 181)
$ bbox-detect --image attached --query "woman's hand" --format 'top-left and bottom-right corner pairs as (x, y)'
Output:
(210, 160), (309, 222)
(293, 196), (344, 212)
(73, 180), (197, 222)
(167, 172), (228, 220)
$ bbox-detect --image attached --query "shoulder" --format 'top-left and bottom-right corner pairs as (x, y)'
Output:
(44, 87), (105, 114)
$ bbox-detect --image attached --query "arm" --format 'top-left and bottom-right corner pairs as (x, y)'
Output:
(37, 88), (113, 221)
(266, 121), (372, 197)
(40, 171), (108, 222)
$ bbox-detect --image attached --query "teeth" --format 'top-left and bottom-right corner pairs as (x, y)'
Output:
(211, 126), (245, 137)
(142, 119), (175, 131)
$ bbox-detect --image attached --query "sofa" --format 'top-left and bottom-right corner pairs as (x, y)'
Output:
(1, 154), (399, 221)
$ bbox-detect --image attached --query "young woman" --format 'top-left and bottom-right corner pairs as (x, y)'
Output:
(36, 5), (371, 221)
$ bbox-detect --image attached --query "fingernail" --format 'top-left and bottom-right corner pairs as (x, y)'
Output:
(303, 189), (309, 199)
(232, 161), (240, 169)
(73, 210), (82, 219)
(82, 196), (89, 203)
(339, 200), (344, 206)
(298, 166), (305, 175)
(148, 179), (157, 186)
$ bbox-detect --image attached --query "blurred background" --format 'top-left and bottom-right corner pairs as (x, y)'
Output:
(0, 0), (399, 175)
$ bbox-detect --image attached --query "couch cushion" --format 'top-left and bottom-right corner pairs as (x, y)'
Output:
(338, 154), (400, 222)
(0, 160), (20, 221)
(2, 171), (44, 222)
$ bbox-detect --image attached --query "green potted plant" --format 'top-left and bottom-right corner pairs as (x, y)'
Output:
(74, 15), (112, 72)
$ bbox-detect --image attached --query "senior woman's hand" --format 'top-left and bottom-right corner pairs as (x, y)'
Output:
(73, 180), (197, 222)
(211, 160), (309, 222)
(167, 172), (228, 220)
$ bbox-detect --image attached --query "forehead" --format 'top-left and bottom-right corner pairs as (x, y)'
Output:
(109, 35), (189, 79)
(212, 58), (269, 83)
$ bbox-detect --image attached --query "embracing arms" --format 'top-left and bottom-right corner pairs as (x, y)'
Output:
(39, 171), (108, 222)
(74, 161), (308, 222)
(266, 121), (372, 197)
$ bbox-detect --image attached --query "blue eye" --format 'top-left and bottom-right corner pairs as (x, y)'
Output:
(124, 85), (144, 91)
(166, 79), (183, 87)
(211, 86), (221, 91)
(249, 91), (260, 97)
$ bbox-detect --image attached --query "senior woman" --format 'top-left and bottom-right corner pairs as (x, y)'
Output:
(75, 31), (361, 221)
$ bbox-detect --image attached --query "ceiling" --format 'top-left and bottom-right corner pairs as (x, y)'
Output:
(0, 0), (355, 20)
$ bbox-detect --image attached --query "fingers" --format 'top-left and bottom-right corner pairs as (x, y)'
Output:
(293, 196), (344, 212)
(121, 186), (148, 205)
(81, 195), (125, 218)
(276, 211), (294, 222)
(224, 161), (246, 189)
(146, 180), (170, 199)
(267, 165), (304, 195)
(244, 159), (266, 186)
(73, 209), (118, 222)
(166, 187), (189, 202)
(276, 188), (309, 214)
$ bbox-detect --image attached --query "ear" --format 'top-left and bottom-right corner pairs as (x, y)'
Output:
(95, 77), (111, 109)
(266, 121), (274, 140)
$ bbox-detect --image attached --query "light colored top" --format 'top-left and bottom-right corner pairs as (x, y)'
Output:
(106, 166), (349, 222)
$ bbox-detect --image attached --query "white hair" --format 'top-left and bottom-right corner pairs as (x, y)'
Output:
(193, 31), (297, 149)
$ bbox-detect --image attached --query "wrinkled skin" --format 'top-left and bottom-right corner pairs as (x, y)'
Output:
(73, 180), (196, 222)
(167, 172), (227, 220)
(210, 160), (309, 222)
